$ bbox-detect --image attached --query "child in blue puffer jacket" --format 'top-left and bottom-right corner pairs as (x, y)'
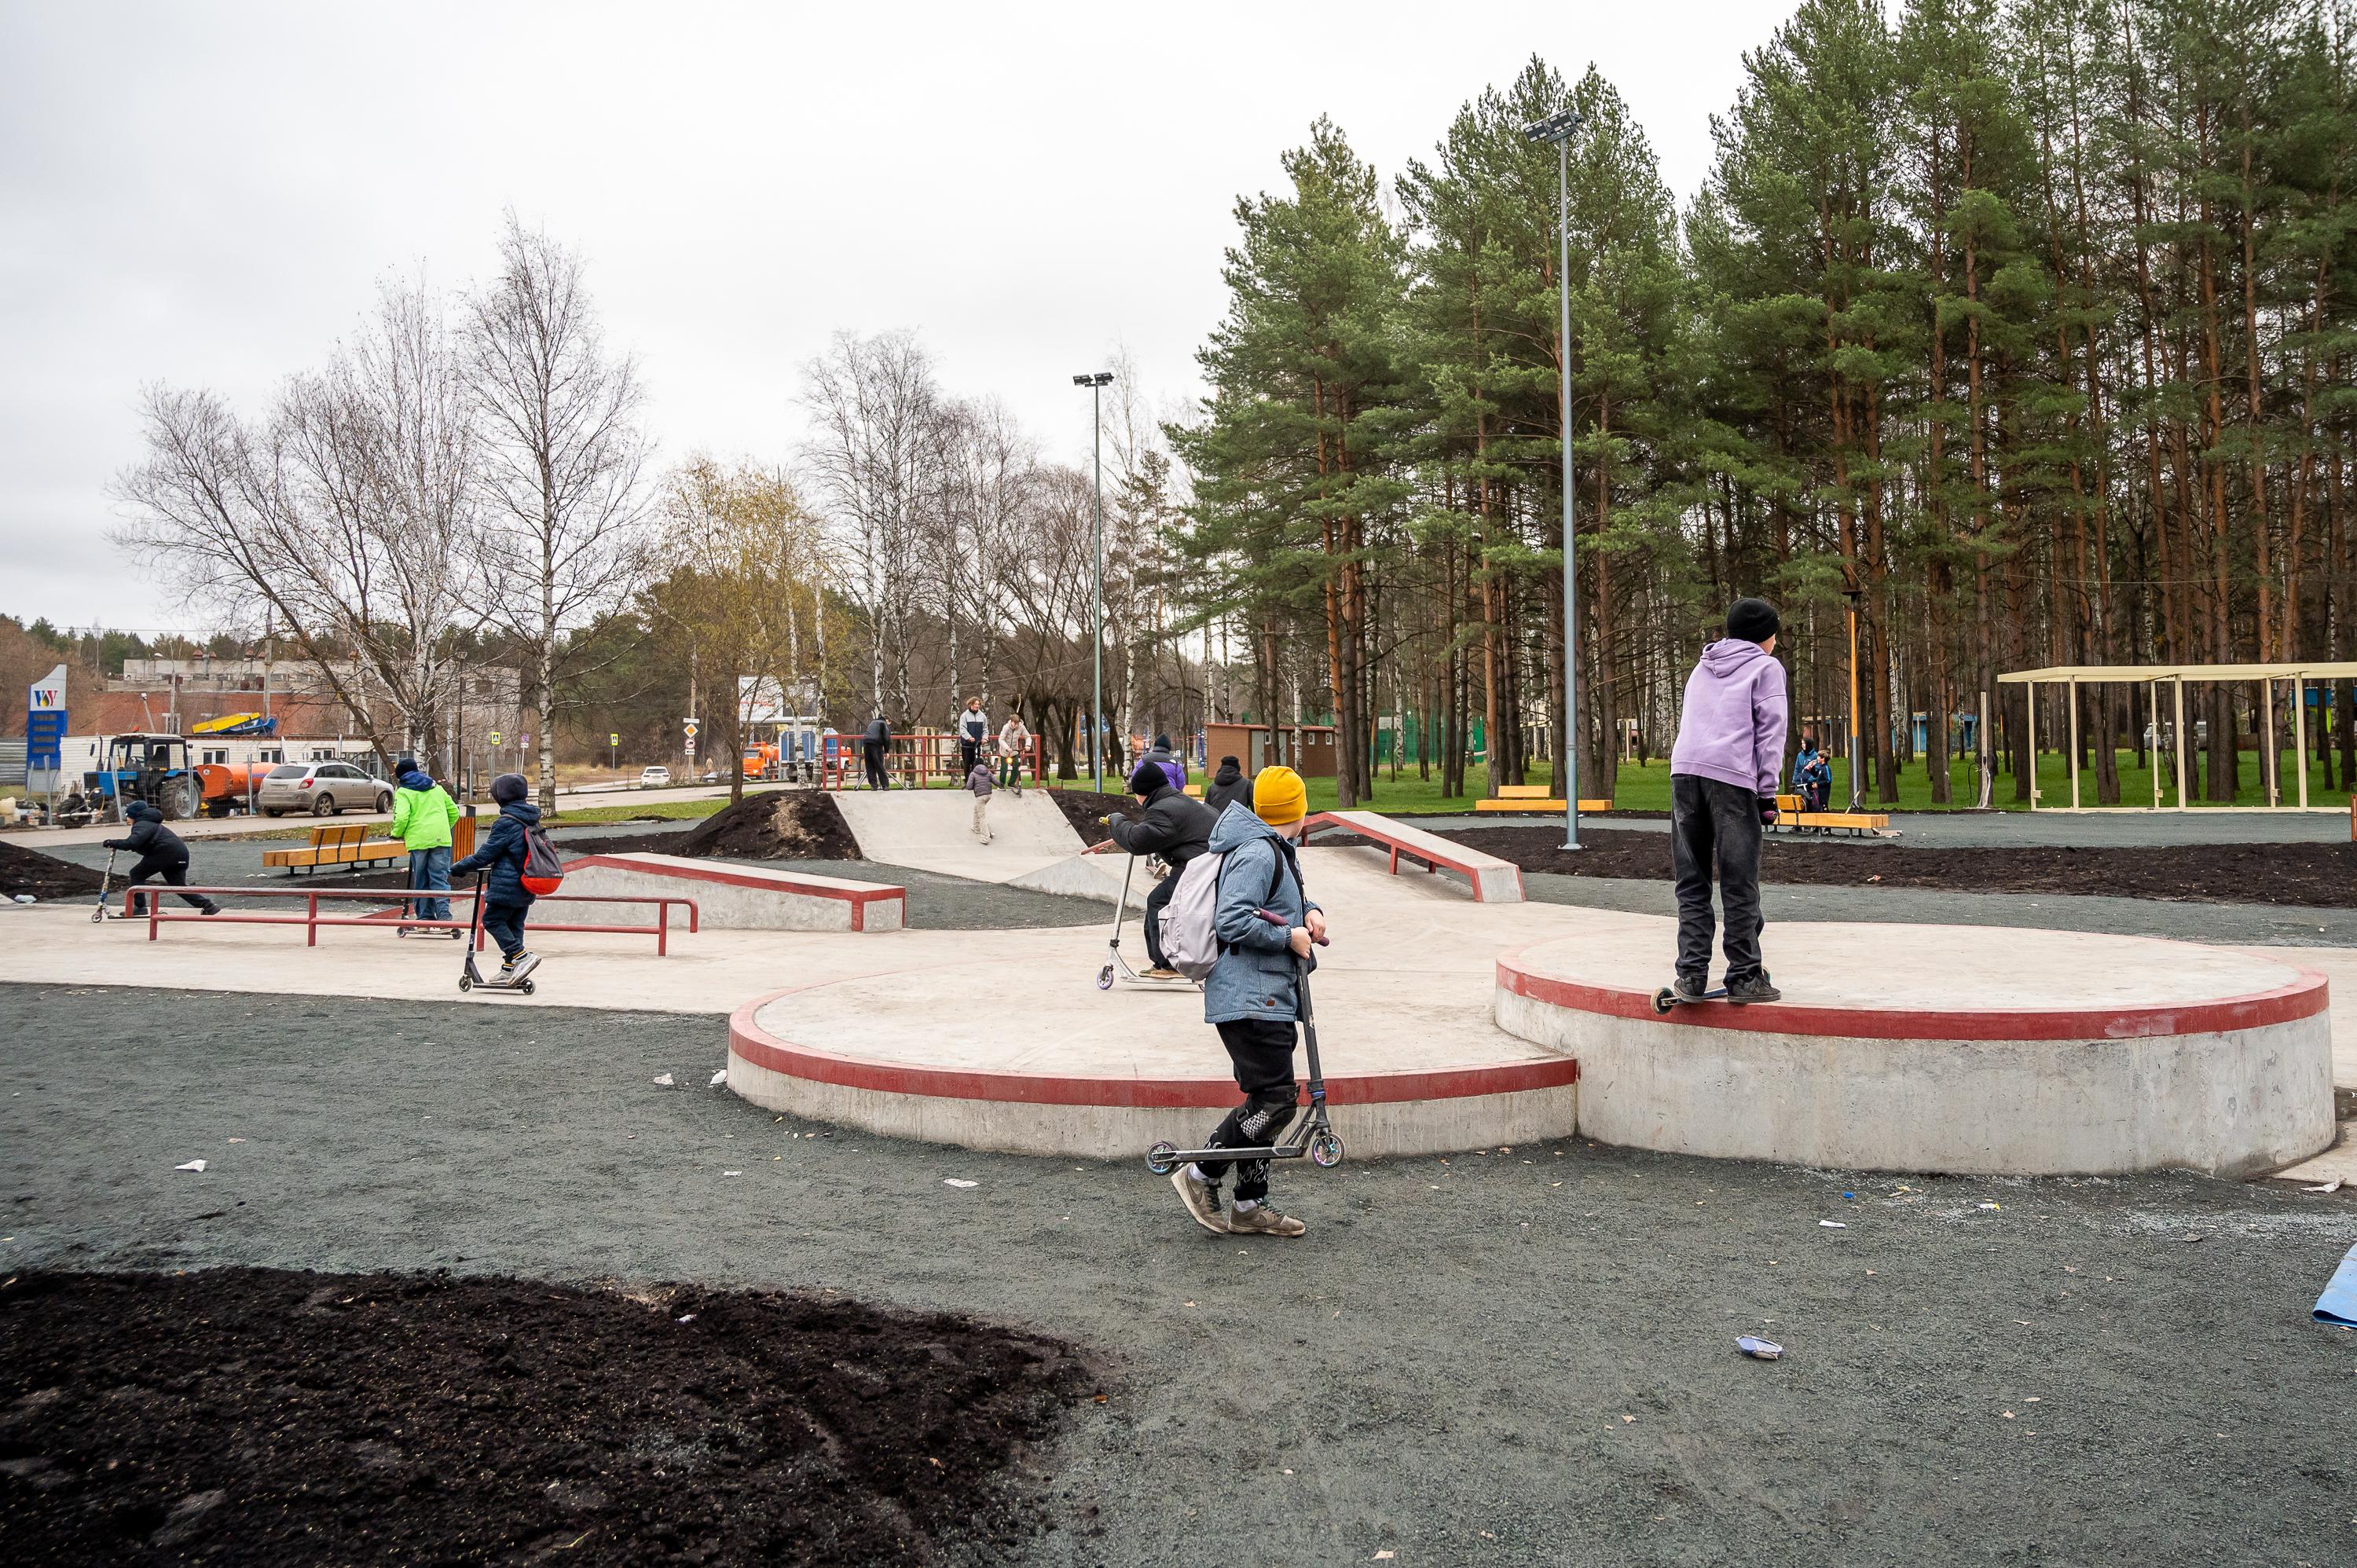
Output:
(451, 773), (541, 980)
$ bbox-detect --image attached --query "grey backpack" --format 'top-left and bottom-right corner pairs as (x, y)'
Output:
(1157, 841), (1292, 980)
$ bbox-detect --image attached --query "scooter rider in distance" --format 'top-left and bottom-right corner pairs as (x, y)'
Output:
(1105, 757), (1216, 981)
(451, 771), (544, 988)
(1666, 596), (1789, 1006)
(1170, 764), (1325, 1239)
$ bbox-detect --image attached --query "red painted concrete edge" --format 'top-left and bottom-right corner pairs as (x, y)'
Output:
(566, 854), (904, 909)
(1494, 947), (2329, 1042)
(727, 989), (1578, 1109)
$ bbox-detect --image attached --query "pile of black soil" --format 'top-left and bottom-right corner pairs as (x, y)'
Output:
(1456, 824), (2357, 908)
(0, 839), (106, 901)
(1048, 789), (1142, 847)
(564, 792), (859, 862)
(0, 1267), (1091, 1566)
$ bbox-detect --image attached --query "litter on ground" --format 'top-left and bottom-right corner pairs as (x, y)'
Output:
(174, 1159), (206, 1173)
(652, 1073), (674, 1087)
(944, 1178), (980, 1189)
(1820, 1220), (1848, 1229)
(709, 1069), (728, 1088)
(1737, 1335), (1783, 1360)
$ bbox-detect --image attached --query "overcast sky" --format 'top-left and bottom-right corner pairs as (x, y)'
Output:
(0, 1), (1800, 632)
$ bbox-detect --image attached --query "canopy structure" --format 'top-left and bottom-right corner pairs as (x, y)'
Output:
(1996, 662), (2357, 811)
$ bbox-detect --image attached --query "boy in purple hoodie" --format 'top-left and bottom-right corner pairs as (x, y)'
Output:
(1666, 598), (1790, 1003)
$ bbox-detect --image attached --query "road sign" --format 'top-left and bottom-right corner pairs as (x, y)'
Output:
(609, 732), (619, 747)
(490, 731), (502, 746)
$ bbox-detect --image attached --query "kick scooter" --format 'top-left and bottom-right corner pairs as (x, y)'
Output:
(457, 874), (540, 995)
(1146, 911), (1342, 1174)
(1096, 853), (1199, 992)
(91, 848), (116, 922)
(1651, 984), (1729, 1013)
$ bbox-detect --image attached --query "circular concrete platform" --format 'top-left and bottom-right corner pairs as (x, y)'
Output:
(725, 947), (1579, 1160)
(1493, 923), (2334, 1177)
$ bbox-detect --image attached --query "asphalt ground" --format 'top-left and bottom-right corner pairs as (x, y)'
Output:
(1412, 807), (2355, 848)
(3, 982), (2352, 1566)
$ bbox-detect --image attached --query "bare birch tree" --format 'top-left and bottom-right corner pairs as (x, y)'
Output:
(114, 275), (483, 761)
(801, 329), (937, 723)
(465, 213), (651, 808)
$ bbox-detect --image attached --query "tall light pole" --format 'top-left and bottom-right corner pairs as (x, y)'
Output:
(1073, 370), (1114, 791)
(1524, 107), (1583, 851)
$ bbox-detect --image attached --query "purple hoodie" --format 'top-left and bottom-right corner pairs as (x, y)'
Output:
(1669, 639), (1790, 796)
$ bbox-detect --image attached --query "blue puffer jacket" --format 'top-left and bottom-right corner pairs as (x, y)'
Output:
(1201, 802), (1321, 1025)
(452, 799), (541, 906)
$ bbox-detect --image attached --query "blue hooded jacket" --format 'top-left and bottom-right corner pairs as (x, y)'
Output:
(1200, 802), (1322, 1026)
(452, 798), (542, 905)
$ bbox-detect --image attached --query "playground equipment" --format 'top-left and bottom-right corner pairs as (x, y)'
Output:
(88, 733), (201, 820)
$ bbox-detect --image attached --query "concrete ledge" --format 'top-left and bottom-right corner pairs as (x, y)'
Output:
(727, 987), (1578, 1159)
(563, 853), (904, 932)
(1493, 929), (2335, 1178)
(1306, 809), (1523, 903)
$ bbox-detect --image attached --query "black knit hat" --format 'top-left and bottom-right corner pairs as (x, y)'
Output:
(1726, 597), (1780, 643)
(1128, 759), (1168, 796)
(490, 772), (529, 804)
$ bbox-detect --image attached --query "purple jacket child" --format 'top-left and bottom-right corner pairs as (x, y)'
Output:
(1669, 639), (1789, 797)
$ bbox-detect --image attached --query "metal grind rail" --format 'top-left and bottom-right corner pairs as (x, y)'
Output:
(123, 885), (699, 954)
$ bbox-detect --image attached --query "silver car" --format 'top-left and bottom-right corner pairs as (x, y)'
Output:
(255, 760), (394, 817)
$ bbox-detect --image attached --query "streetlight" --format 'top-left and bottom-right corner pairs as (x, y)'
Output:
(1072, 369), (1115, 791)
(1523, 106), (1583, 851)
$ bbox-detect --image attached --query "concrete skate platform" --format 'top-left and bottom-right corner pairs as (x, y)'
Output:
(724, 921), (1580, 1160)
(1493, 923), (2335, 1178)
(830, 787), (1085, 884)
(562, 853), (905, 932)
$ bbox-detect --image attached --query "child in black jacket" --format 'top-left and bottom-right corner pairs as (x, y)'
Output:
(102, 801), (221, 917)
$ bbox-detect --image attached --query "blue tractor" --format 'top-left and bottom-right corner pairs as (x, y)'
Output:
(87, 732), (202, 821)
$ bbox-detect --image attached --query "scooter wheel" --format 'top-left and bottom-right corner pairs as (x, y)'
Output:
(1145, 1141), (1177, 1175)
(1309, 1132), (1344, 1168)
(459, 975), (473, 992)
(519, 980), (535, 995)
(1651, 987), (1676, 1015)
(1096, 964), (1114, 991)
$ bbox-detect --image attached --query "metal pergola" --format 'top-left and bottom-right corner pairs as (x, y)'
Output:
(1997, 661), (2357, 811)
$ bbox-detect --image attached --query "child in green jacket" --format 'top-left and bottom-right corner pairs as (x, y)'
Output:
(391, 762), (462, 935)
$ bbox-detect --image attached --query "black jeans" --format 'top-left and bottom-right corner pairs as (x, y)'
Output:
(959, 737), (982, 774)
(862, 743), (889, 789)
(1140, 866), (1177, 969)
(482, 899), (530, 961)
(1671, 774), (1765, 984)
(1197, 1017), (1299, 1204)
(125, 853), (214, 914)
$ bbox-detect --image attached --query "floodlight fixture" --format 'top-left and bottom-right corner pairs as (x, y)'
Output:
(1523, 109), (1581, 145)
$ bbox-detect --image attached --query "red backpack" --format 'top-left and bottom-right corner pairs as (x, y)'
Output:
(520, 823), (565, 896)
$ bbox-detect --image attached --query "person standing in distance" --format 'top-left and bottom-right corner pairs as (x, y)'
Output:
(956, 696), (989, 777)
(1666, 597), (1789, 1004)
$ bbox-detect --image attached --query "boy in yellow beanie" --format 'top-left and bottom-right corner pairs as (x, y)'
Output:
(1170, 764), (1329, 1237)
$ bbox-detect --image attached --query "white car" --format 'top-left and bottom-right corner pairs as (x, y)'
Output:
(254, 761), (395, 817)
(638, 765), (672, 787)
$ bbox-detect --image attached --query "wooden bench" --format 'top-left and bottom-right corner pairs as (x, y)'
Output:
(1472, 797), (1614, 814)
(1781, 811), (1890, 837)
(261, 822), (407, 876)
(1302, 809), (1523, 903)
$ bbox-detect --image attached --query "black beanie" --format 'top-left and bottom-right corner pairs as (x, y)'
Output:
(1726, 597), (1780, 643)
(1127, 759), (1166, 796)
(1153, 732), (1172, 750)
(490, 772), (529, 804)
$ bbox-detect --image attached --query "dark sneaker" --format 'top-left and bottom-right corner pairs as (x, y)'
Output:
(1725, 971), (1781, 1005)
(1671, 973), (1710, 1004)
(1171, 1167), (1227, 1234)
(1228, 1203), (1306, 1237)
(200, 903), (222, 918)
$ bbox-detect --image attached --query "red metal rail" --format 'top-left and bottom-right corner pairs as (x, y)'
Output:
(125, 885), (699, 954)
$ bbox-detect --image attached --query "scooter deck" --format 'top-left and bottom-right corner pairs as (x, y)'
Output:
(1651, 984), (1731, 1014)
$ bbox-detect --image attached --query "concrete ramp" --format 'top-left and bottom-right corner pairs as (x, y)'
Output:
(830, 787), (1087, 884)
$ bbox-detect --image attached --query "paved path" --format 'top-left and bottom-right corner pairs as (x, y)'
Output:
(4, 983), (2352, 1567)
(1413, 808), (2354, 848)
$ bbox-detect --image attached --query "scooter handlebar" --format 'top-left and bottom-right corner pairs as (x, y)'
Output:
(1253, 908), (1330, 946)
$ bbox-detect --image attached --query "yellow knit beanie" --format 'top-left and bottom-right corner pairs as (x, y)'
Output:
(1252, 764), (1306, 826)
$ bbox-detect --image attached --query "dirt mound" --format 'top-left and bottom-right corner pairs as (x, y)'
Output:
(0, 1267), (1091, 1566)
(565, 792), (859, 863)
(1048, 788), (1142, 848)
(1456, 824), (2357, 909)
(0, 840), (106, 902)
